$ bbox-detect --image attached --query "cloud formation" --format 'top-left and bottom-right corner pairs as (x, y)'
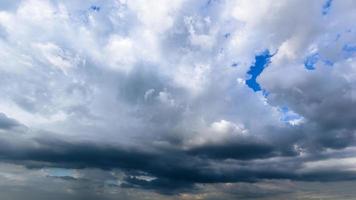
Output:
(0, 0), (356, 199)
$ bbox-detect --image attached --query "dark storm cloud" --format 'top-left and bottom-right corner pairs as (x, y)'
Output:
(0, 136), (291, 191)
(0, 132), (355, 195)
(0, 0), (356, 199)
(186, 139), (296, 160)
(0, 137), (155, 170)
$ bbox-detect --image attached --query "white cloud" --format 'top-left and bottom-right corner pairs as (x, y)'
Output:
(0, 1), (356, 198)
(187, 119), (248, 147)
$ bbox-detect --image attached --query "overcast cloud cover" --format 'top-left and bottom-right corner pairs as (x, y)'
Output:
(0, 0), (356, 199)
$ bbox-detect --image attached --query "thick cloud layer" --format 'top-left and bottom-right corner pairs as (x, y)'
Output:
(0, 0), (356, 199)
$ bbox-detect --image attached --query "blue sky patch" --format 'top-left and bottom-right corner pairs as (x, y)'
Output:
(304, 53), (319, 70)
(323, 60), (334, 66)
(342, 44), (356, 59)
(47, 168), (75, 178)
(224, 33), (231, 39)
(322, 0), (333, 15)
(279, 106), (303, 125)
(343, 44), (356, 52)
(90, 5), (100, 12)
(245, 50), (272, 92)
(262, 89), (269, 97)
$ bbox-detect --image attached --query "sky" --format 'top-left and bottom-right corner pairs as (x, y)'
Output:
(0, 0), (356, 199)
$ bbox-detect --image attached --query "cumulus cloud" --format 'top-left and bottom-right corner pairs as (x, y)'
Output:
(0, 0), (356, 199)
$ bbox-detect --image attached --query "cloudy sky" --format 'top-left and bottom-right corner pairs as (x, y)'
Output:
(0, 0), (356, 199)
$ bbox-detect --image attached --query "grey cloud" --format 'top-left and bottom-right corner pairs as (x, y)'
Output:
(0, 113), (21, 130)
(261, 66), (356, 150)
(0, 133), (355, 195)
(0, 0), (356, 199)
